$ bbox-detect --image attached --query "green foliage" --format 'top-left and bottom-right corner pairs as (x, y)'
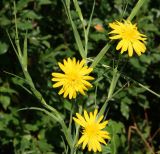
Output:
(0, 0), (160, 153)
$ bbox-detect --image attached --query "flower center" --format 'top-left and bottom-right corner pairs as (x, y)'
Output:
(85, 123), (99, 138)
(121, 26), (138, 41)
(69, 74), (78, 81)
(67, 70), (80, 83)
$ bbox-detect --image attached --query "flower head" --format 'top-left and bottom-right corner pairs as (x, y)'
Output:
(109, 20), (147, 57)
(73, 109), (110, 152)
(51, 58), (94, 99)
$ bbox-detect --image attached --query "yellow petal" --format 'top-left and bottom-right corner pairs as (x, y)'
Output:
(82, 76), (94, 80)
(79, 59), (86, 67)
(58, 88), (64, 95)
(76, 113), (87, 126)
(58, 62), (66, 72)
(52, 73), (65, 78)
(53, 82), (64, 88)
(98, 137), (107, 144)
(68, 87), (75, 99)
(116, 40), (124, 50)
(133, 41), (142, 56)
(79, 88), (86, 95)
(97, 115), (104, 123)
(52, 78), (62, 81)
(121, 40), (128, 53)
(109, 35), (121, 40)
(93, 109), (98, 119)
(128, 42), (133, 57)
(81, 67), (93, 75)
(84, 110), (90, 122)
(63, 89), (69, 98)
(82, 135), (88, 149)
(81, 80), (93, 87)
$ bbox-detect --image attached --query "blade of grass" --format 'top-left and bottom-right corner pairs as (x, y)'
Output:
(13, 1), (22, 58)
(18, 107), (59, 121)
(127, 0), (146, 21)
(68, 15), (86, 59)
(118, 72), (160, 98)
(73, 0), (83, 22)
(73, 0), (87, 56)
(73, 0), (95, 57)
(71, 105), (82, 154)
(23, 31), (28, 70)
(85, 0), (95, 57)
(18, 106), (73, 149)
(4, 71), (29, 84)
(86, 0), (95, 37)
(66, 0), (71, 10)
(91, 43), (111, 68)
(6, 31), (19, 58)
(137, 83), (160, 98)
(98, 67), (120, 117)
(107, 67), (120, 99)
(11, 1), (74, 151)
(62, 0), (86, 59)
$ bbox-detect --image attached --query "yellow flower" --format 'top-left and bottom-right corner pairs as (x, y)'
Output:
(109, 20), (147, 57)
(51, 58), (94, 99)
(73, 109), (110, 152)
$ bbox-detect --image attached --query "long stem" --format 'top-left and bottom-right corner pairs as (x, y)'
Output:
(12, 2), (74, 149)
(107, 67), (120, 99)
(98, 67), (120, 117)
(71, 105), (82, 154)
(18, 107), (59, 121)
(131, 125), (155, 154)
(127, 0), (146, 21)
(13, 2), (22, 58)
(62, 0), (86, 59)
(91, 43), (111, 68)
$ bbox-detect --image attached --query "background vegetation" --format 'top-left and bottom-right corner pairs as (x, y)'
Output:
(0, 0), (160, 153)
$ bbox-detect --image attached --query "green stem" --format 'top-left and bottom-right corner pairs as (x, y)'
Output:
(91, 43), (111, 68)
(138, 83), (160, 98)
(19, 106), (73, 150)
(86, 0), (95, 50)
(69, 101), (74, 130)
(98, 67), (120, 117)
(73, 0), (87, 57)
(107, 67), (120, 99)
(12, 2), (74, 149)
(13, 2), (22, 58)
(98, 99), (110, 118)
(18, 107), (59, 121)
(62, 0), (86, 59)
(27, 83), (73, 149)
(127, 0), (146, 21)
(71, 105), (82, 154)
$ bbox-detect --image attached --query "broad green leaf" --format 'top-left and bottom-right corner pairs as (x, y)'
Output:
(120, 102), (130, 119)
(17, 21), (33, 30)
(38, 0), (52, 5)
(0, 86), (17, 94)
(21, 10), (41, 20)
(0, 95), (10, 110)
(17, 0), (32, 10)
(0, 42), (8, 55)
